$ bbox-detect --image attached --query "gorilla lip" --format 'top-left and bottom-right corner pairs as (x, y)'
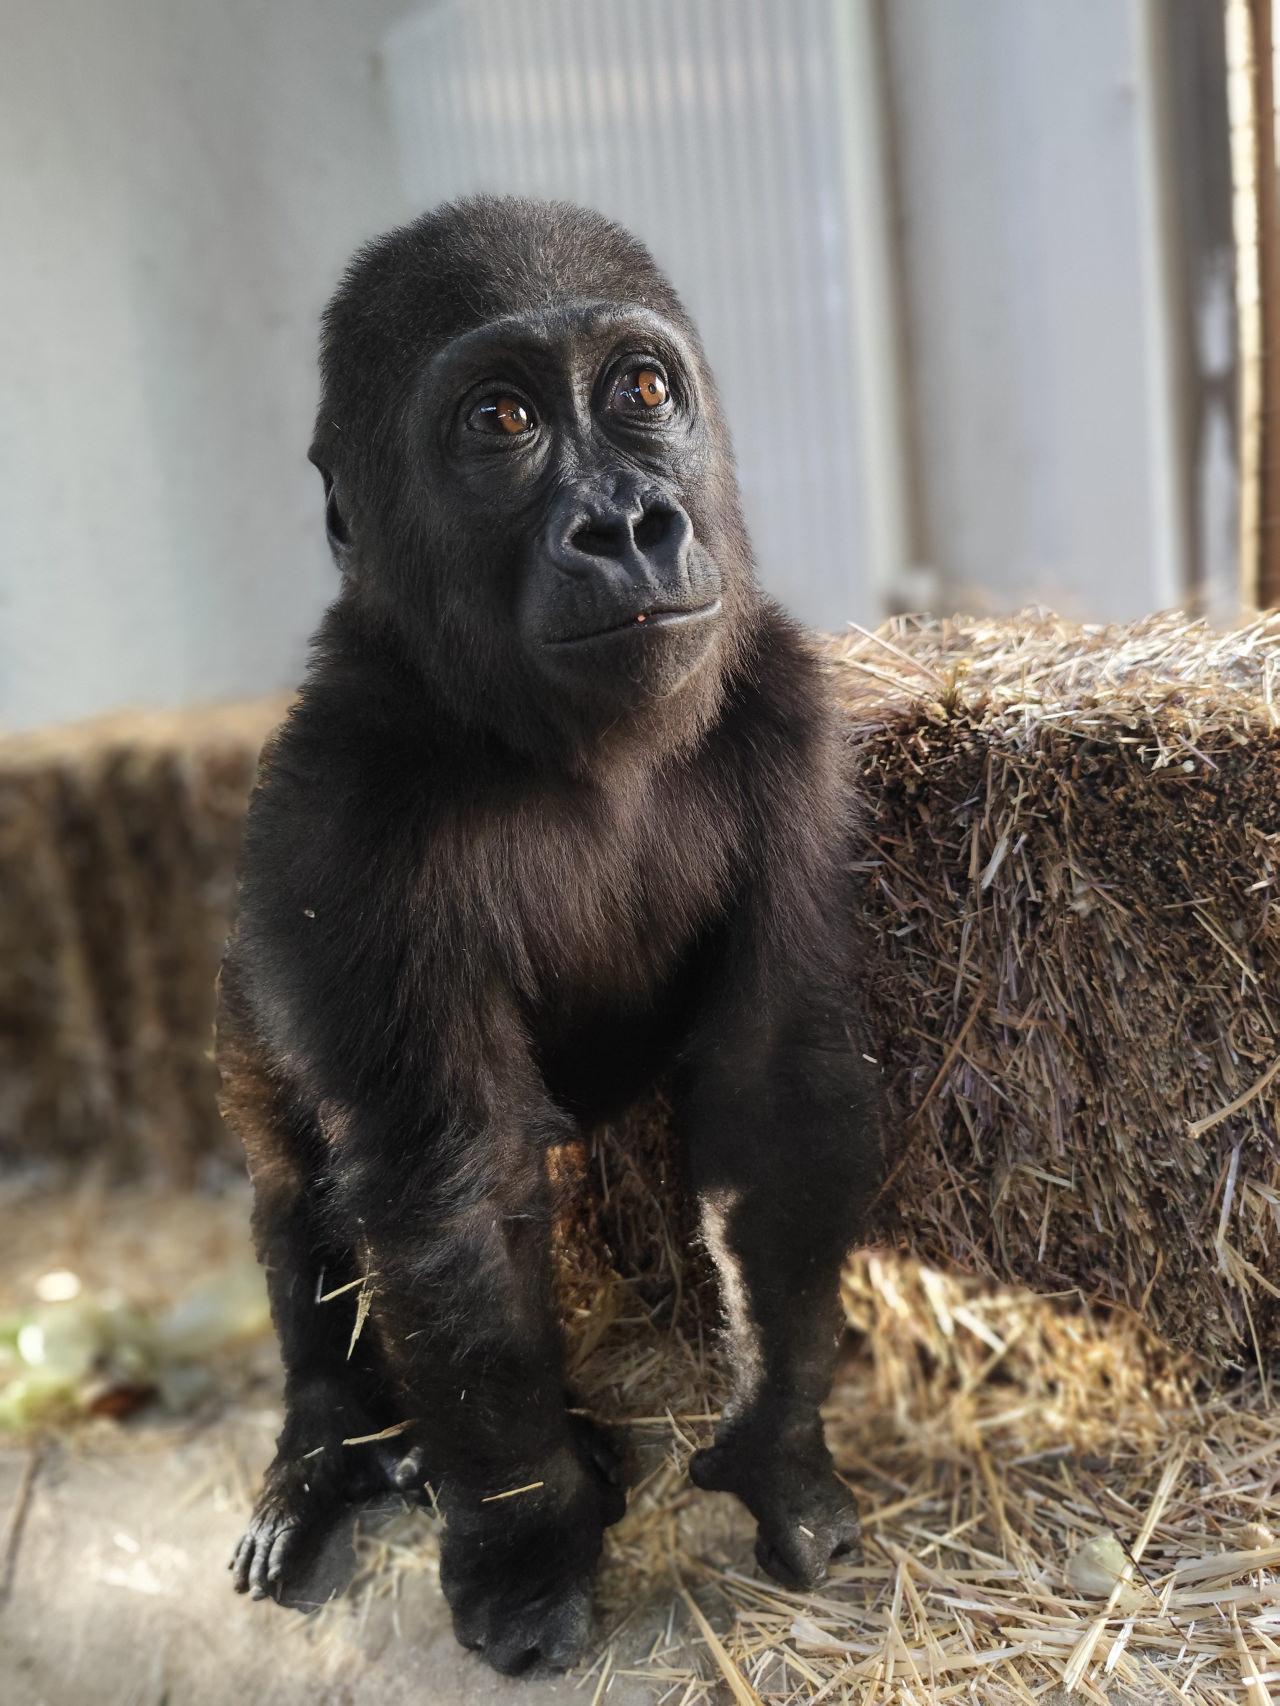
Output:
(547, 599), (722, 646)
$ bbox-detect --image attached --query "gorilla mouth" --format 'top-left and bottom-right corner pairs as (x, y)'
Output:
(548, 599), (722, 646)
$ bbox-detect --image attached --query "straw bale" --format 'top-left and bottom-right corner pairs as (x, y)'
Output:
(3, 613), (1278, 1365)
(0, 699), (284, 1172)
(827, 611), (1280, 1366)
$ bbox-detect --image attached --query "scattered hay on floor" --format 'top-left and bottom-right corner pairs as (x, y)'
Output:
(314, 1228), (1280, 1704)
(2, 1177), (1276, 1699)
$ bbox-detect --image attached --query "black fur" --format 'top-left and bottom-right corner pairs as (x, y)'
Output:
(218, 196), (882, 1675)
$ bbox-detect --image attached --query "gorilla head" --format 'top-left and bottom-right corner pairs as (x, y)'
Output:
(308, 197), (758, 761)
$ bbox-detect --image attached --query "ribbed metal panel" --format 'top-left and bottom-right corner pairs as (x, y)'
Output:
(383, 0), (877, 629)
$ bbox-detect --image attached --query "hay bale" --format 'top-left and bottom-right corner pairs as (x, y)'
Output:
(0, 701), (283, 1173)
(3, 615), (1277, 1364)
(831, 611), (1280, 1364)
(580, 613), (1280, 1365)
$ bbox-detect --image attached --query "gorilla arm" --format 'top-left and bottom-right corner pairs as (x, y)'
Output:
(220, 735), (622, 1667)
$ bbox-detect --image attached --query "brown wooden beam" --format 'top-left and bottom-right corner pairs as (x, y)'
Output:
(1250, 0), (1280, 604)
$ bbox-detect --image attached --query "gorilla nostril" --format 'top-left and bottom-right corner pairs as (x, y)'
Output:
(568, 501), (678, 561)
(633, 504), (674, 552)
(570, 523), (623, 559)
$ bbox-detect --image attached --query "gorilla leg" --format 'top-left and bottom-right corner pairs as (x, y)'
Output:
(680, 1012), (882, 1589)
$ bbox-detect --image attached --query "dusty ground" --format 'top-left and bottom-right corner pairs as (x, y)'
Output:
(0, 1177), (690, 1706)
(2, 1176), (1276, 1705)
(0, 1423), (1165, 1706)
(0, 1413), (679, 1706)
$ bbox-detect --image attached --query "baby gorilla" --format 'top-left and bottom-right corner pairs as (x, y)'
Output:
(218, 196), (882, 1674)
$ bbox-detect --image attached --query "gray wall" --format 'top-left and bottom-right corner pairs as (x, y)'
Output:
(0, 0), (409, 731)
(883, 0), (1187, 620)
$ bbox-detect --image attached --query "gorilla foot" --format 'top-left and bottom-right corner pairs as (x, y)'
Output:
(690, 1430), (861, 1591)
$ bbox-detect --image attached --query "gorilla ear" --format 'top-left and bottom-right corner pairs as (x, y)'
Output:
(308, 446), (354, 565)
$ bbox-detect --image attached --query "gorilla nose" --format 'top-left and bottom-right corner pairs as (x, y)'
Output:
(569, 498), (684, 562)
(551, 491), (693, 583)
(537, 484), (720, 651)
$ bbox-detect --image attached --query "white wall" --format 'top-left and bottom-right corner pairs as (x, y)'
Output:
(883, 0), (1186, 620)
(0, 0), (410, 731)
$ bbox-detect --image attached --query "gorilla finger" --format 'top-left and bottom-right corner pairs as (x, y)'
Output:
(538, 1588), (592, 1669)
(828, 1516), (863, 1564)
(570, 1414), (622, 1485)
(754, 1531), (822, 1592)
(483, 1639), (541, 1678)
(231, 1534), (256, 1594)
(249, 1530), (282, 1599)
(266, 1525), (299, 1584)
(449, 1606), (489, 1655)
(393, 1446), (426, 1493)
(688, 1445), (734, 1494)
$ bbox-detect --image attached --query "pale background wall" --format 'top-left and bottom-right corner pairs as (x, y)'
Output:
(883, 0), (1186, 618)
(0, 0), (1228, 731)
(0, 0), (410, 730)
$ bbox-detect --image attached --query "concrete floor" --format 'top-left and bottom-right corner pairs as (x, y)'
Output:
(0, 1411), (670, 1706)
(0, 1421), (1172, 1706)
(0, 1181), (701, 1705)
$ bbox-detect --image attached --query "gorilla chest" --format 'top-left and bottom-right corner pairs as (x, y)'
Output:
(517, 836), (716, 1003)
(490, 789), (734, 1084)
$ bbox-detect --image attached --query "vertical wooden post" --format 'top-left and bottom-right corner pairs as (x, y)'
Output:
(1250, 0), (1280, 604)
(1160, 0), (1240, 615)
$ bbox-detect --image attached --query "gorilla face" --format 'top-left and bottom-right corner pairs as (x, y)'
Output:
(433, 300), (725, 710)
(309, 199), (759, 757)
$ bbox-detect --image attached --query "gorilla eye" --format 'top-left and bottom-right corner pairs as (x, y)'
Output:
(469, 395), (535, 436)
(610, 366), (670, 415)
